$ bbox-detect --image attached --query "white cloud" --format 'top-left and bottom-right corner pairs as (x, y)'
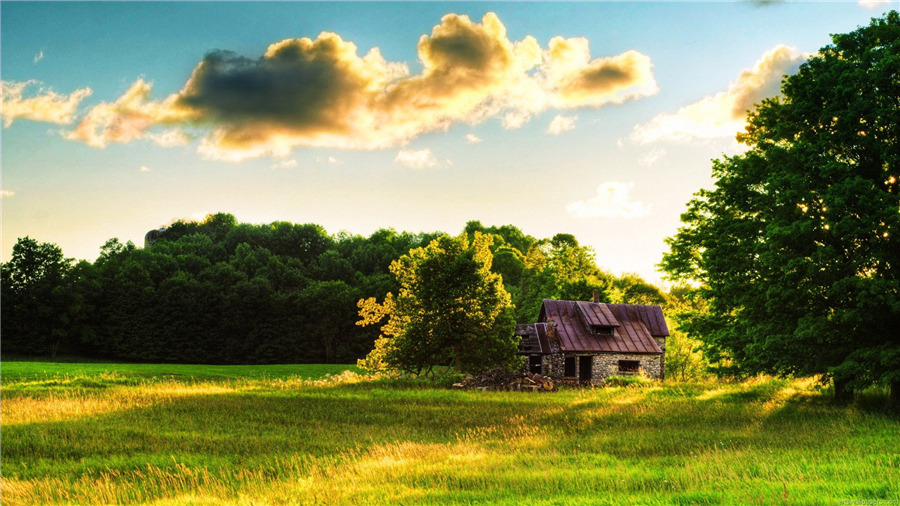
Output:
(630, 45), (806, 144)
(465, 133), (482, 143)
(567, 181), (651, 218)
(395, 148), (438, 169)
(1, 80), (92, 127)
(315, 156), (343, 165)
(270, 159), (298, 170)
(143, 129), (189, 147)
(859, 0), (892, 9)
(139, 165), (151, 173)
(638, 148), (666, 168)
(1, 189), (15, 198)
(547, 114), (577, 135)
(501, 110), (531, 130)
(34, 51), (44, 64)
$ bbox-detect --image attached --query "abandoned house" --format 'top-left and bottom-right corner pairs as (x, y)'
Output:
(516, 292), (668, 384)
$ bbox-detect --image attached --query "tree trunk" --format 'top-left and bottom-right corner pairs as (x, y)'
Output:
(890, 380), (899, 411)
(833, 376), (855, 403)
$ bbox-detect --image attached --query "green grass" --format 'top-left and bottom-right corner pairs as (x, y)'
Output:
(1, 360), (360, 383)
(2, 361), (898, 505)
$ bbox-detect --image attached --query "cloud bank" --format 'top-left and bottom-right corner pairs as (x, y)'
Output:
(53, 12), (656, 160)
(630, 45), (805, 144)
(567, 182), (651, 219)
(1, 81), (92, 127)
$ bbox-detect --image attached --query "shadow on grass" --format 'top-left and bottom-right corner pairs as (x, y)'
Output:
(3, 382), (557, 480)
(4, 376), (897, 483)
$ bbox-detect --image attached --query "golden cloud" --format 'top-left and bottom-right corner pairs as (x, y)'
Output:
(630, 45), (805, 144)
(542, 38), (658, 109)
(65, 79), (194, 147)
(61, 12), (657, 160)
(1, 81), (92, 127)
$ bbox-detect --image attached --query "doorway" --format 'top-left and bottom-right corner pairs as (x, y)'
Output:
(529, 355), (542, 374)
(579, 356), (593, 383)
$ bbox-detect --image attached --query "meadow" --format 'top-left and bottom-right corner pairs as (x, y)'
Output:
(1, 361), (898, 505)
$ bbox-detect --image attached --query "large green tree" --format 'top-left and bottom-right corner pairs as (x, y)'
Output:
(1, 237), (77, 356)
(357, 233), (519, 375)
(661, 12), (900, 402)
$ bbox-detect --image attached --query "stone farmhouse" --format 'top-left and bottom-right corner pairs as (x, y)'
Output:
(516, 292), (668, 384)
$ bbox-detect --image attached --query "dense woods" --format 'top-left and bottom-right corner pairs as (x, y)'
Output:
(2, 214), (670, 365)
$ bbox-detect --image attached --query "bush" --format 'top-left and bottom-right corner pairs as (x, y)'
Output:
(605, 372), (654, 388)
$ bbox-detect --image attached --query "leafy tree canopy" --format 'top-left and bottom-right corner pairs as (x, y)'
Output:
(1, 237), (76, 356)
(661, 12), (900, 395)
(358, 233), (519, 375)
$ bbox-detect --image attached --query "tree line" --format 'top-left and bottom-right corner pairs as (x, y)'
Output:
(1, 214), (674, 365)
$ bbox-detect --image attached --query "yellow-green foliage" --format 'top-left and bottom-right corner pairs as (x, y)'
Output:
(356, 232), (518, 375)
(2, 362), (898, 505)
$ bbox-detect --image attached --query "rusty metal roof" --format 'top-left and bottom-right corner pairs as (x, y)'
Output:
(575, 300), (620, 327)
(537, 299), (667, 354)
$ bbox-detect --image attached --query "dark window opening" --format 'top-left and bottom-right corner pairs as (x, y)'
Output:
(564, 357), (577, 377)
(529, 355), (543, 374)
(592, 326), (614, 336)
(618, 360), (640, 374)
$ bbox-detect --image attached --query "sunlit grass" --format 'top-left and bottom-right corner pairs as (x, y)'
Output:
(2, 361), (898, 505)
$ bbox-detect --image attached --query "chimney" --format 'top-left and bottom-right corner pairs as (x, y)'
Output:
(592, 289), (600, 303)
(546, 317), (559, 342)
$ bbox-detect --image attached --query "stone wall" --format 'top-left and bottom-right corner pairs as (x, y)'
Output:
(594, 353), (662, 380)
(654, 337), (666, 380)
(532, 352), (664, 385)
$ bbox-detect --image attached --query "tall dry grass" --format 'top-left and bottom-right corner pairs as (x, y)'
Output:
(2, 363), (897, 505)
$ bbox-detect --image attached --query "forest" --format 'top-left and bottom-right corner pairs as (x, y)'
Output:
(1, 214), (675, 365)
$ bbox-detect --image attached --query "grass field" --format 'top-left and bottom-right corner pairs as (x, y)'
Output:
(1, 359), (360, 383)
(2, 361), (898, 505)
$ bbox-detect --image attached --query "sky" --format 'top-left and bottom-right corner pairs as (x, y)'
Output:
(1, 1), (895, 286)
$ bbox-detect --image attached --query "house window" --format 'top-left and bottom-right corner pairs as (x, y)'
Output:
(529, 355), (542, 374)
(618, 360), (640, 374)
(592, 326), (614, 336)
(564, 357), (577, 377)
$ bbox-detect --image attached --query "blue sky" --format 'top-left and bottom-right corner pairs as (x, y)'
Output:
(1, 1), (893, 284)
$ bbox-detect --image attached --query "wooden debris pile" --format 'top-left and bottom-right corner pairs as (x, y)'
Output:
(452, 370), (555, 392)
(514, 373), (555, 392)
